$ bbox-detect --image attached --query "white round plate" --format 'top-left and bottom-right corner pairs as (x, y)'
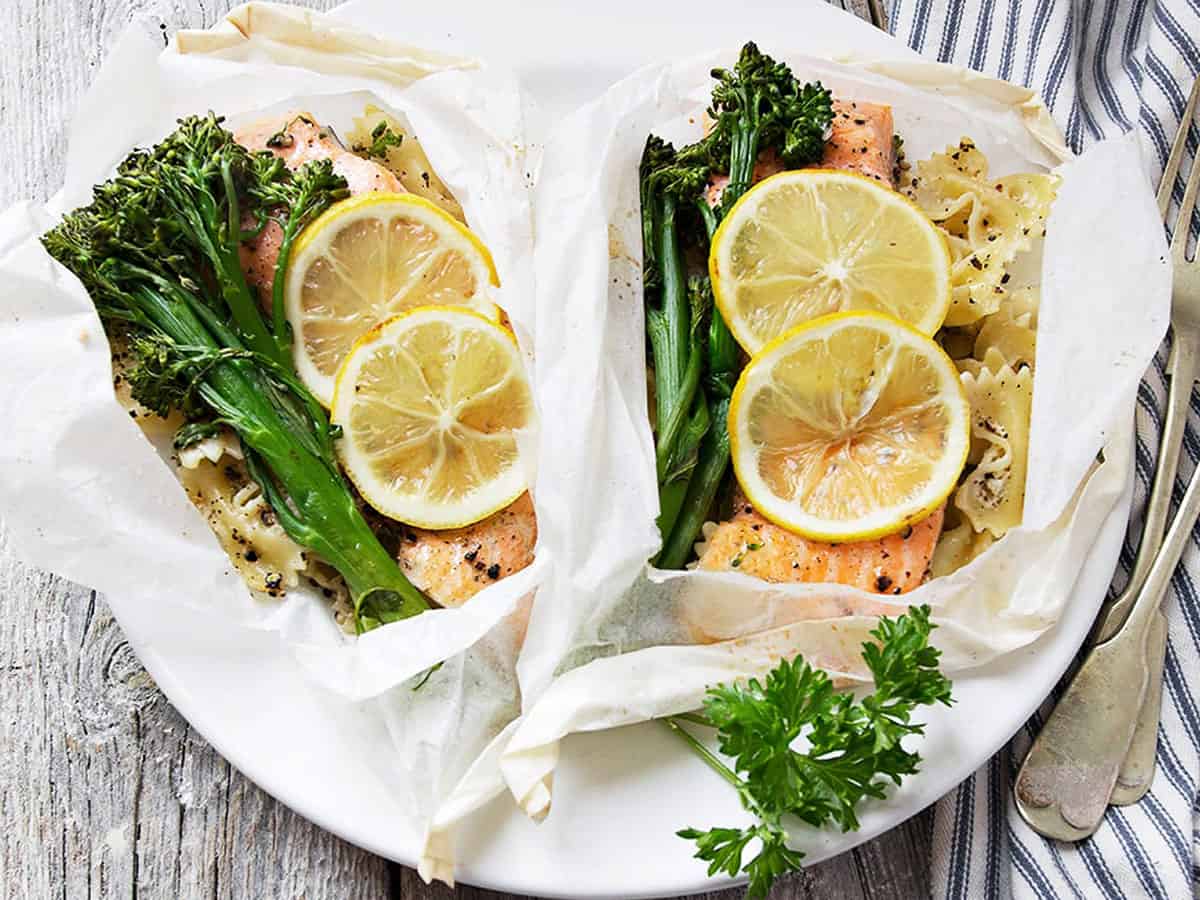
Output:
(104, 2), (1135, 897)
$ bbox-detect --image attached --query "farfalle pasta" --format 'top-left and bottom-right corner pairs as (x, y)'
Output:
(974, 305), (1037, 371)
(940, 273), (1040, 567)
(929, 513), (996, 577)
(905, 139), (1058, 326)
(177, 455), (308, 598)
(957, 346), (1010, 380)
(904, 158), (1048, 567)
(955, 360), (1034, 538)
(111, 342), (313, 602)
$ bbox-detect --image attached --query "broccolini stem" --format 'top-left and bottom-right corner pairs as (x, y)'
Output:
(723, 123), (762, 212)
(647, 191), (707, 553)
(202, 351), (430, 628)
(640, 163), (661, 291)
(654, 194), (691, 432)
(209, 162), (282, 366)
(696, 196), (719, 241)
(127, 274), (429, 629)
(272, 230), (297, 354)
(242, 448), (428, 629)
(657, 396), (730, 570)
(708, 315), (740, 386)
(655, 343), (703, 480)
(654, 395), (710, 560)
(656, 114), (758, 569)
(656, 479), (689, 559)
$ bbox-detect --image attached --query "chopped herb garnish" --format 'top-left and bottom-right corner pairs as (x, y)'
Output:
(668, 606), (952, 898)
(353, 120), (404, 160)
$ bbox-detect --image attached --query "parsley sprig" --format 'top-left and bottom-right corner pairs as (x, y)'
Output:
(669, 605), (953, 898)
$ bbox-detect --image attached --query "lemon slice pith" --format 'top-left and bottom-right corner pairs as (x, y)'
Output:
(331, 306), (533, 530)
(710, 169), (952, 354)
(287, 192), (500, 407)
(729, 311), (970, 542)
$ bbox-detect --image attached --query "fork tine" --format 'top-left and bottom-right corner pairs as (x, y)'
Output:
(1172, 85), (1200, 262)
(1160, 76), (1200, 219)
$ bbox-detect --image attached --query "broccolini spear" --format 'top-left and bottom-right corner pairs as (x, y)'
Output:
(645, 43), (834, 569)
(640, 138), (710, 546)
(709, 44), (834, 215)
(248, 150), (351, 354)
(43, 113), (430, 632)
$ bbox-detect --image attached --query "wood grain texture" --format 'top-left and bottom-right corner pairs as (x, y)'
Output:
(0, 1), (930, 898)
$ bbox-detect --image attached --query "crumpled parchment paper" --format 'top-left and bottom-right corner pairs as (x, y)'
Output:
(0, 5), (1173, 886)
(0, 1), (542, 880)
(494, 50), (1169, 826)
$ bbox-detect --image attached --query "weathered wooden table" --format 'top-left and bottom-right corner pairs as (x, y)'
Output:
(0, 1), (934, 897)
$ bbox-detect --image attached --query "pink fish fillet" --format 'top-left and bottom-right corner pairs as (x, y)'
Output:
(698, 497), (944, 594)
(234, 112), (405, 303)
(697, 97), (944, 591)
(704, 99), (896, 207)
(398, 493), (538, 608)
(235, 113), (538, 609)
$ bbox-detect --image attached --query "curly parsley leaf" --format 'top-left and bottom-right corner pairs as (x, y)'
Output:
(672, 605), (953, 897)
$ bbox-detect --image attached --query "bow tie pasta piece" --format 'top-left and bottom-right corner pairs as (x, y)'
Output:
(955, 361), (1034, 538)
(930, 517), (996, 577)
(956, 347), (1011, 382)
(954, 285), (1037, 380)
(176, 426), (241, 469)
(176, 453), (309, 599)
(176, 435), (353, 624)
(904, 140), (1058, 327)
(974, 308), (1036, 372)
(1005, 284), (1040, 324)
(111, 341), (311, 602)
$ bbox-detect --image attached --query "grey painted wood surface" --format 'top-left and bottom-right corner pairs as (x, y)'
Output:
(0, 1), (933, 898)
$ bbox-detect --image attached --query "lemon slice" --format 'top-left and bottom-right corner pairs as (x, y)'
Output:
(331, 306), (534, 529)
(710, 170), (952, 353)
(287, 193), (500, 406)
(729, 311), (970, 542)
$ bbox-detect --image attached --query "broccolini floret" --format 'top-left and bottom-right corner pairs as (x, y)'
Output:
(641, 44), (834, 569)
(43, 113), (428, 632)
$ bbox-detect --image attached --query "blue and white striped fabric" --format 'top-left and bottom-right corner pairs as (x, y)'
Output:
(885, 0), (1200, 896)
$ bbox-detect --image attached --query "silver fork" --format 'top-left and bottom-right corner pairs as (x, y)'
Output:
(1102, 78), (1200, 805)
(1014, 76), (1200, 840)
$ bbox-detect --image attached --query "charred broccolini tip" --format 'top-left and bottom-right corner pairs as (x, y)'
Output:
(709, 42), (833, 192)
(42, 112), (428, 632)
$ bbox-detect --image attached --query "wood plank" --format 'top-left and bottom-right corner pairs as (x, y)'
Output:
(0, 1), (390, 898)
(0, 0), (930, 898)
(0, 522), (392, 899)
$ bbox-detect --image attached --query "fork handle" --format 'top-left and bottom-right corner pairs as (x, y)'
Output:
(1096, 337), (1197, 804)
(1016, 438), (1200, 838)
(1097, 335), (1197, 642)
(1014, 612), (1154, 837)
(1110, 610), (1166, 804)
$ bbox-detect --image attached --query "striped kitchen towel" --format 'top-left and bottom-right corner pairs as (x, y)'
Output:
(885, 0), (1200, 896)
